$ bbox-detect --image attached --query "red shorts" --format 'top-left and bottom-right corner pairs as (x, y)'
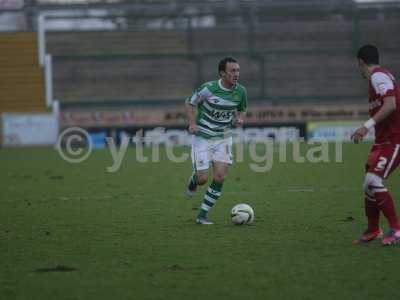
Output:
(366, 143), (400, 178)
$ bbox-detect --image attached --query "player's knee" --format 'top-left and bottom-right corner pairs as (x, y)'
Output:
(363, 172), (384, 194)
(197, 173), (208, 185)
(213, 172), (226, 183)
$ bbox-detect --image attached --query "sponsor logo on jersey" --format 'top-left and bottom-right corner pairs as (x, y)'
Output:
(210, 110), (234, 121)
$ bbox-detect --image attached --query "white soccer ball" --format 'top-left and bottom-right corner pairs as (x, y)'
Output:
(231, 203), (255, 225)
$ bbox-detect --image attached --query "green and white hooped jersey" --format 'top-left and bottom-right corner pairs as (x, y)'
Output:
(186, 79), (248, 139)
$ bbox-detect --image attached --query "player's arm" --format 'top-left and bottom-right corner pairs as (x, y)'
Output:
(234, 111), (246, 127)
(185, 102), (198, 134)
(352, 73), (396, 143)
(370, 96), (396, 124)
(185, 85), (208, 134)
(352, 96), (396, 143)
(234, 88), (248, 127)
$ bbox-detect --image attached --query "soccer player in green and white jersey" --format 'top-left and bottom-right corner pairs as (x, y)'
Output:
(185, 57), (248, 224)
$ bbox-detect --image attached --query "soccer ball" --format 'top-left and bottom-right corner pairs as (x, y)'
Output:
(231, 203), (255, 225)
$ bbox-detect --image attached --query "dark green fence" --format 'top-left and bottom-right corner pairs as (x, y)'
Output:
(39, 3), (400, 106)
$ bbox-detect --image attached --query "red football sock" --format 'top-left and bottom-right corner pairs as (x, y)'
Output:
(364, 196), (380, 232)
(376, 192), (400, 230)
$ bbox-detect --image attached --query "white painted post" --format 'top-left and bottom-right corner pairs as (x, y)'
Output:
(45, 54), (53, 107)
(52, 100), (59, 116)
(37, 14), (46, 66)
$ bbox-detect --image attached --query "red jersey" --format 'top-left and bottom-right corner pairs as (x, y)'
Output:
(368, 67), (400, 144)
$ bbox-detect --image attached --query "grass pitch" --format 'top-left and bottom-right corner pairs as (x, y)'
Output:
(1, 143), (400, 300)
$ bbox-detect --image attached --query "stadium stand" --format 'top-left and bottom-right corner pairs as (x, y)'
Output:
(0, 32), (46, 113)
(47, 30), (188, 55)
(41, 2), (400, 106)
(52, 57), (196, 102)
(1, 0), (397, 108)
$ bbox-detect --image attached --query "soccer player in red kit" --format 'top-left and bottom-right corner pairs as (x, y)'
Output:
(351, 45), (400, 246)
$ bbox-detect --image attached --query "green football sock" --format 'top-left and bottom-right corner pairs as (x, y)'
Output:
(197, 180), (223, 219)
(191, 173), (197, 185)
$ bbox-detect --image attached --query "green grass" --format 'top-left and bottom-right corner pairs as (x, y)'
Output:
(1, 143), (400, 300)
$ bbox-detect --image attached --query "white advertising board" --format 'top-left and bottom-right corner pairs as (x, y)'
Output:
(307, 121), (375, 142)
(2, 113), (59, 146)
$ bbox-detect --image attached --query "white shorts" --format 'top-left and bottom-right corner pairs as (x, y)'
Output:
(191, 135), (233, 171)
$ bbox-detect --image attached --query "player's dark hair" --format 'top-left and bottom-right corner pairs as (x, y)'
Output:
(218, 57), (238, 76)
(357, 44), (379, 65)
